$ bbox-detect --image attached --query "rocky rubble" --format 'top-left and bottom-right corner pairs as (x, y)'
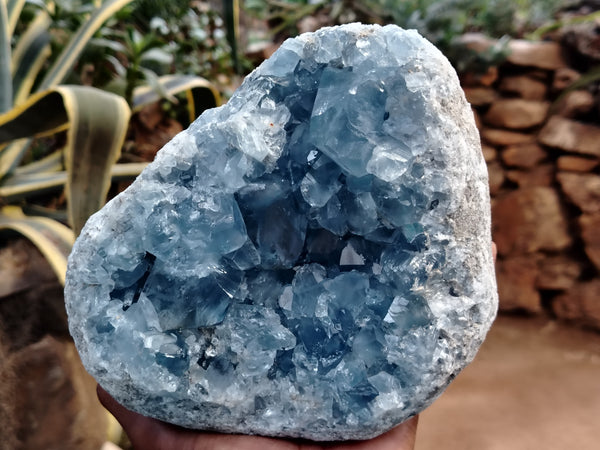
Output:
(462, 35), (600, 330)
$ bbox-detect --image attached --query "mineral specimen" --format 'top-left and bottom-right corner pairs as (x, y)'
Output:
(65, 23), (498, 441)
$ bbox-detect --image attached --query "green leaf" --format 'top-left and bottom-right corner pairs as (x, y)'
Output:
(60, 85), (131, 236)
(89, 36), (128, 53)
(223, 0), (241, 74)
(0, 0), (13, 113)
(38, 0), (135, 91)
(0, 90), (69, 143)
(527, 11), (600, 41)
(0, 162), (146, 203)
(560, 66), (600, 94)
(22, 204), (68, 222)
(0, 86), (131, 234)
(7, 0), (27, 35)
(132, 74), (221, 123)
(13, 149), (63, 175)
(109, 162), (147, 180)
(139, 67), (176, 104)
(140, 47), (173, 66)
(0, 205), (74, 285)
(549, 65), (600, 114)
(0, 169), (66, 200)
(11, 9), (52, 105)
(0, 138), (31, 179)
(104, 54), (127, 78)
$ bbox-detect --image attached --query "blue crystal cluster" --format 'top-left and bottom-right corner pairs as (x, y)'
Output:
(65, 24), (497, 440)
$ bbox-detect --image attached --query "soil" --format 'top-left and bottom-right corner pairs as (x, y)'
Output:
(416, 315), (600, 450)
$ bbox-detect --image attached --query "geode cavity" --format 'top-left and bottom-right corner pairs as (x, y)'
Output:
(65, 23), (497, 441)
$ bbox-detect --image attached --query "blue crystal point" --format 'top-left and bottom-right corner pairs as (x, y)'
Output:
(65, 23), (498, 441)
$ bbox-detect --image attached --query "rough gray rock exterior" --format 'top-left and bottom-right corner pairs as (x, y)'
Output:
(65, 23), (497, 441)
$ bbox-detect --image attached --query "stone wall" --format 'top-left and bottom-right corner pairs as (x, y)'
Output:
(459, 34), (600, 330)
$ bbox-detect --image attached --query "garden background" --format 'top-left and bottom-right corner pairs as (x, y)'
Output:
(0, 1), (599, 449)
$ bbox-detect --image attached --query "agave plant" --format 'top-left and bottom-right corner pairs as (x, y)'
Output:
(0, 0), (221, 284)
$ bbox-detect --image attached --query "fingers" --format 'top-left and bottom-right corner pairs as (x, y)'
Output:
(97, 385), (178, 449)
(365, 415), (418, 450)
(97, 385), (147, 434)
(325, 415), (419, 450)
(389, 415), (419, 450)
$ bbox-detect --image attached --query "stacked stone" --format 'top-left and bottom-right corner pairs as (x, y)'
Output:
(460, 34), (600, 329)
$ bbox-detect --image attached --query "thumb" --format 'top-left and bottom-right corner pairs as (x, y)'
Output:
(97, 385), (188, 449)
(96, 385), (290, 450)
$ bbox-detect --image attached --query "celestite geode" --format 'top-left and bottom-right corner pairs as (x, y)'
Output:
(65, 23), (497, 441)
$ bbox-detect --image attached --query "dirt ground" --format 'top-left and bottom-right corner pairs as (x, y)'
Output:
(416, 315), (600, 450)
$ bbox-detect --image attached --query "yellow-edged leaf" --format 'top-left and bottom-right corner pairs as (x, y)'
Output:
(132, 74), (221, 123)
(58, 86), (131, 236)
(38, 0), (135, 91)
(0, 138), (31, 179)
(11, 9), (52, 105)
(109, 162), (148, 179)
(186, 82), (222, 124)
(0, 170), (66, 201)
(0, 86), (131, 234)
(1, 162), (146, 203)
(6, 0), (26, 35)
(14, 149), (63, 175)
(0, 89), (69, 143)
(22, 204), (68, 222)
(0, 88), (70, 179)
(0, 0), (12, 113)
(0, 205), (74, 284)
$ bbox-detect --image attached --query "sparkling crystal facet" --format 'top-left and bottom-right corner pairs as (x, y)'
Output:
(65, 23), (498, 441)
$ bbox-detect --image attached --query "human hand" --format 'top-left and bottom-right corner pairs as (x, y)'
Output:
(97, 385), (418, 450)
